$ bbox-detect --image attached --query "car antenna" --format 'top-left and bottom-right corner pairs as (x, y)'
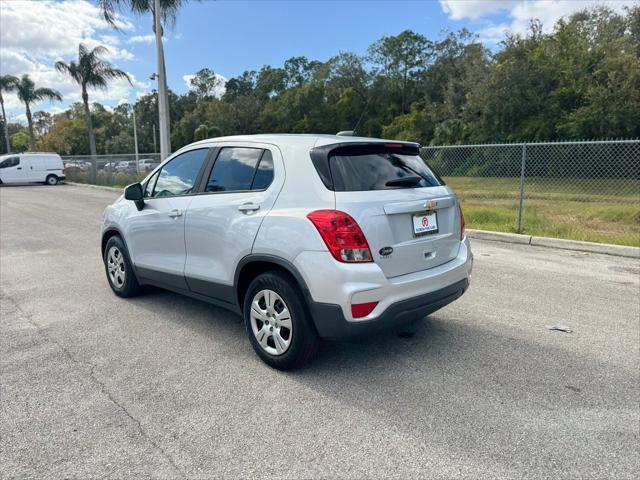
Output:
(351, 94), (373, 137)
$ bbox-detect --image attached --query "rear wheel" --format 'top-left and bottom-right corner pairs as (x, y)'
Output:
(45, 175), (58, 185)
(103, 236), (141, 297)
(244, 271), (319, 370)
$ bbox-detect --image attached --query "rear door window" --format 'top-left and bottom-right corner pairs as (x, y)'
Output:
(329, 146), (443, 191)
(205, 147), (263, 192)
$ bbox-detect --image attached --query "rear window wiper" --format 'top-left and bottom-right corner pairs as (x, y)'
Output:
(385, 175), (423, 187)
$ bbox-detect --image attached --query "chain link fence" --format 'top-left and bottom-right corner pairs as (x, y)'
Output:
(421, 139), (640, 245)
(60, 140), (639, 245)
(61, 153), (162, 188)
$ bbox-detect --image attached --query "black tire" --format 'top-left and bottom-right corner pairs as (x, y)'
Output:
(243, 271), (319, 370)
(45, 175), (58, 186)
(103, 236), (141, 298)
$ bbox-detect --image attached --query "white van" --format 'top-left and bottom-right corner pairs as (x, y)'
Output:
(0, 153), (65, 185)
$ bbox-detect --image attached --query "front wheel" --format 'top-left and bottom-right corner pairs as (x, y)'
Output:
(103, 236), (141, 297)
(244, 271), (319, 370)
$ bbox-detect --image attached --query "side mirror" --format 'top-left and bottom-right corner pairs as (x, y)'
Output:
(124, 183), (144, 210)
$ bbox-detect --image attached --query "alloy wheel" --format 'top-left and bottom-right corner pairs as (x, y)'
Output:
(250, 289), (293, 355)
(106, 246), (126, 289)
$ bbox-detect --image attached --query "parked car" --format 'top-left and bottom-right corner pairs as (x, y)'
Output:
(64, 161), (91, 172)
(114, 161), (136, 173)
(138, 158), (160, 172)
(101, 134), (472, 369)
(0, 153), (65, 185)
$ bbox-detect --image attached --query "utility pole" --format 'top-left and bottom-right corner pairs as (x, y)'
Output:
(1, 101), (11, 154)
(153, 0), (171, 160)
(152, 123), (157, 154)
(132, 106), (139, 172)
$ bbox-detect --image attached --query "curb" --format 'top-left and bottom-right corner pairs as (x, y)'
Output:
(63, 181), (122, 193)
(63, 182), (639, 259)
(467, 229), (640, 259)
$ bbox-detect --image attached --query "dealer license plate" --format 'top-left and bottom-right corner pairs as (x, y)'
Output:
(413, 211), (438, 236)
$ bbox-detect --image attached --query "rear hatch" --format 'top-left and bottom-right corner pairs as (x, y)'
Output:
(313, 142), (461, 278)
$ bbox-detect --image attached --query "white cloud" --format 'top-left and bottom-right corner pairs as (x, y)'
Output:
(128, 34), (156, 44)
(100, 34), (121, 46)
(439, 0), (513, 20)
(183, 73), (228, 98)
(0, 0), (134, 60)
(7, 113), (27, 125)
(439, 0), (637, 42)
(0, 0), (145, 119)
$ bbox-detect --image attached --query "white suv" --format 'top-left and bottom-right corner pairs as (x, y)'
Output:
(101, 135), (472, 369)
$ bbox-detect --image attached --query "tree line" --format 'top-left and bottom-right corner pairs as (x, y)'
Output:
(1, 5), (637, 157)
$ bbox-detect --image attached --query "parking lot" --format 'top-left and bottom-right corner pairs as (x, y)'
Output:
(1, 184), (638, 479)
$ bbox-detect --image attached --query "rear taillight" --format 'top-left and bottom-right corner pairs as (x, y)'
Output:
(307, 210), (373, 263)
(458, 202), (465, 240)
(351, 301), (378, 318)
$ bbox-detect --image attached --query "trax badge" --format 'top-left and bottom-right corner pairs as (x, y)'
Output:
(424, 200), (437, 210)
(379, 246), (394, 256)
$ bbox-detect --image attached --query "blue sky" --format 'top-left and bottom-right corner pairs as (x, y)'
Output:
(0, 0), (635, 121)
(162, 0), (463, 87)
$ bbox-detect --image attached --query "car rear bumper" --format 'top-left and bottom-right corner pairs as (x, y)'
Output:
(295, 237), (473, 339)
(308, 277), (469, 339)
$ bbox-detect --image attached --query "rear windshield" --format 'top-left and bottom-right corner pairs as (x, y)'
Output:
(329, 146), (443, 191)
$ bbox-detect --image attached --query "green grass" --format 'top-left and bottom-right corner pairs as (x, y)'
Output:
(66, 170), (145, 189)
(446, 177), (640, 247)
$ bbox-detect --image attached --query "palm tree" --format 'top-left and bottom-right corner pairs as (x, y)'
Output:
(14, 75), (62, 151)
(98, 0), (187, 26)
(0, 75), (18, 153)
(56, 43), (131, 177)
(98, 0), (190, 160)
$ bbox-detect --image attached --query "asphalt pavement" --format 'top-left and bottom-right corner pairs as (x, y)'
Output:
(1, 184), (638, 479)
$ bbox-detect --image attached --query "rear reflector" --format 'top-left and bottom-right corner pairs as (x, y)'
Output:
(351, 301), (378, 318)
(307, 210), (373, 263)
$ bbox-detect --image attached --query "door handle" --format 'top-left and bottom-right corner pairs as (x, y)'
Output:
(168, 209), (183, 218)
(16, 167), (22, 170)
(238, 203), (260, 213)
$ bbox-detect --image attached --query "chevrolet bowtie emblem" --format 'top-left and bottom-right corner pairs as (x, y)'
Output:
(424, 200), (437, 209)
